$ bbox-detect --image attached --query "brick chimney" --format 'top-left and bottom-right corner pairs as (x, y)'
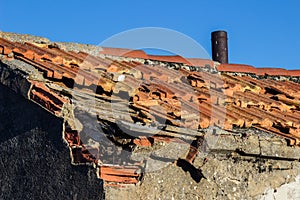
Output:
(211, 30), (228, 63)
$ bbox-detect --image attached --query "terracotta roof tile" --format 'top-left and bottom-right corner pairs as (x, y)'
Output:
(133, 136), (152, 147)
(217, 63), (258, 74)
(100, 47), (148, 59)
(148, 55), (187, 63)
(288, 70), (300, 77)
(97, 165), (142, 184)
(256, 68), (290, 76)
(185, 58), (214, 67)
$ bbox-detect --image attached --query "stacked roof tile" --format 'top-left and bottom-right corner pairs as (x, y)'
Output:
(1, 36), (300, 186)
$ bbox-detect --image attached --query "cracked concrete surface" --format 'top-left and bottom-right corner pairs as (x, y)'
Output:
(259, 175), (300, 200)
(106, 128), (300, 199)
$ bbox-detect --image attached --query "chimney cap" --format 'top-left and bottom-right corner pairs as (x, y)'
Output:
(211, 30), (228, 39)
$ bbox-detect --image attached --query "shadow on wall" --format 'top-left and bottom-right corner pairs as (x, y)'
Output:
(0, 83), (104, 200)
(176, 159), (205, 183)
(0, 83), (63, 145)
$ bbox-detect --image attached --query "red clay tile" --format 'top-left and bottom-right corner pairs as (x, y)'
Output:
(64, 129), (81, 147)
(133, 137), (152, 147)
(100, 47), (148, 59)
(185, 58), (214, 67)
(148, 55), (187, 63)
(185, 146), (198, 163)
(71, 147), (96, 164)
(256, 68), (290, 76)
(217, 63), (257, 74)
(28, 81), (68, 115)
(288, 70), (300, 77)
(99, 165), (140, 184)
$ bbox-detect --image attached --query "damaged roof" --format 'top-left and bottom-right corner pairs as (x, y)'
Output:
(1, 32), (300, 187)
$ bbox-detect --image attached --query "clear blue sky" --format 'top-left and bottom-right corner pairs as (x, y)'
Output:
(1, 0), (300, 69)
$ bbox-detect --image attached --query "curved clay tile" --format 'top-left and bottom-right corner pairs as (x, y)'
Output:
(100, 47), (148, 59)
(217, 63), (257, 74)
(148, 55), (187, 63)
(288, 70), (300, 77)
(124, 50), (149, 59)
(185, 58), (214, 67)
(256, 68), (289, 76)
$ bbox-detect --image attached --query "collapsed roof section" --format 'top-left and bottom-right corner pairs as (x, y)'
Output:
(1, 32), (300, 187)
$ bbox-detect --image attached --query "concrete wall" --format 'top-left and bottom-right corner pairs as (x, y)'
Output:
(0, 83), (104, 200)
